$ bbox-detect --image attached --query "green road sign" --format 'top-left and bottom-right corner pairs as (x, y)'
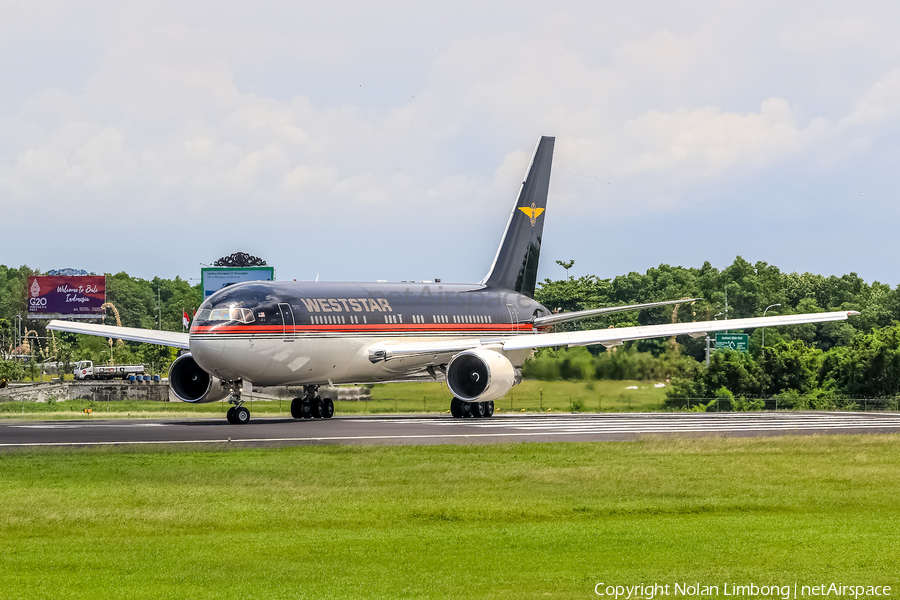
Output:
(715, 333), (750, 353)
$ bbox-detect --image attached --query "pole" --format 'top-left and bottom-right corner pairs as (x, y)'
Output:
(761, 304), (781, 401)
(761, 304), (781, 359)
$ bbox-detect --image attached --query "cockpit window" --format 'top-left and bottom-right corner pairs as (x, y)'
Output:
(207, 307), (256, 323)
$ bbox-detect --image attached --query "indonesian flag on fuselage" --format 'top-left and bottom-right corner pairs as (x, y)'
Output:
(183, 311), (190, 329)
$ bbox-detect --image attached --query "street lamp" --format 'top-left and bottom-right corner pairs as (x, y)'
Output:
(761, 304), (782, 356)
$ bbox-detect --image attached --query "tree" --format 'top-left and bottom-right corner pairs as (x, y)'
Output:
(138, 344), (178, 377)
(667, 349), (763, 401)
(758, 340), (823, 396)
(555, 259), (575, 279)
(0, 359), (24, 387)
(821, 324), (900, 397)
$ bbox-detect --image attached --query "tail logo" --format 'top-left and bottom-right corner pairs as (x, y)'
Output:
(518, 203), (545, 227)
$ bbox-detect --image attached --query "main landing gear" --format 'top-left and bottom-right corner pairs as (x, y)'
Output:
(226, 380), (250, 425)
(449, 397), (495, 418)
(290, 385), (335, 420)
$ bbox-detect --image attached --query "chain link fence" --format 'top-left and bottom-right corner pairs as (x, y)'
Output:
(665, 397), (900, 412)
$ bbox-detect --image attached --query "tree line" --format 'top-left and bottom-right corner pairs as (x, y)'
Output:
(532, 257), (900, 401)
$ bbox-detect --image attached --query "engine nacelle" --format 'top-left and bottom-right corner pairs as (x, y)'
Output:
(447, 348), (519, 402)
(169, 353), (229, 403)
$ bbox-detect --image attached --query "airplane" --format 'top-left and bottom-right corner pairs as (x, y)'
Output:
(49, 136), (859, 424)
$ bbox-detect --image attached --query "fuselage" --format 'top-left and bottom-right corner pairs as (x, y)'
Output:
(189, 280), (550, 386)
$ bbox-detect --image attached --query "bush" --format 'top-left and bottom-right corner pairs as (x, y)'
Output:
(731, 396), (765, 412)
(524, 346), (698, 382)
(0, 359), (24, 387)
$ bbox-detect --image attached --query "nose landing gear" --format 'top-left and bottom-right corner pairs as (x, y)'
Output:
(290, 385), (335, 420)
(225, 381), (250, 424)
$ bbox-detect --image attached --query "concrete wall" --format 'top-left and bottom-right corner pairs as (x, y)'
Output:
(0, 381), (170, 403)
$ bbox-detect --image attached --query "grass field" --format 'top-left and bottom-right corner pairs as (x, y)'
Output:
(1, 435), (898, 599)
(0, 379), (667, 419)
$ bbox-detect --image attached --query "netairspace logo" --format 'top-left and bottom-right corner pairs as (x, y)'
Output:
(594, 583), (893, 599)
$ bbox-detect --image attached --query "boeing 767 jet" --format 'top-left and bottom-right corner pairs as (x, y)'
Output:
(50, 136), (858, 423)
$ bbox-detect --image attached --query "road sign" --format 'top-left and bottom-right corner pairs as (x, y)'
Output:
(715, 333), (749, 352)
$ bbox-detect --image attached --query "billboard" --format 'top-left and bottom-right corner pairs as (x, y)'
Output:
(201, 267), (275, 299)
(27, 275), (106, 320)
(715, 333), (750, 353)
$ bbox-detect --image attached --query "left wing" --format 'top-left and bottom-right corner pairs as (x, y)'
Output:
(47, 320), (191, 349)
(368, 311), (859, 362)
(532, 298), (701, 327)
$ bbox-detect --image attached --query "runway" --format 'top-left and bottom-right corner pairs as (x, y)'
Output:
(2, 411), (900, 449)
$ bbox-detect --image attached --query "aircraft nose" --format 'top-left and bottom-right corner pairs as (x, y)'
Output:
(189, 335), (225, 371)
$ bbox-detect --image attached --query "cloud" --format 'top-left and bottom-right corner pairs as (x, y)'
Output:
(2, 2), (900, 283)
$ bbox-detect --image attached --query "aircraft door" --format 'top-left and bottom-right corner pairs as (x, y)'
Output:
(278, 303), (295, 341)
(506, 303), (519, 332)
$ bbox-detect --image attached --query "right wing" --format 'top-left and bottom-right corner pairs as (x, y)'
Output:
(47, 320), (190, 349)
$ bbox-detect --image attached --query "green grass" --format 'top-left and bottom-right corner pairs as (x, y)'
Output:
(0, 435), (898, 598)
(0, 379), (668, 419)
(360, 379), (666, 413)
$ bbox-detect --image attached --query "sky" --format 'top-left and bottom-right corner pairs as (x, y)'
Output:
(2, 1), (900, 287)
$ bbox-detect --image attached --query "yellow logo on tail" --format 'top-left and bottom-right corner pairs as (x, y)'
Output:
(518, 203), (545, 226)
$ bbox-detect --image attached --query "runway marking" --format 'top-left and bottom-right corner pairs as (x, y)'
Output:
(10, 423), (166, 429)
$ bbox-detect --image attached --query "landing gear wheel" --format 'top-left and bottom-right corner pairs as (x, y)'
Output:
(301, 399), (312, 418)
(311, 396), (324, 418)
(461, 401), (471, 417)
(450, 398), (463, 418)
(470, 402), (486, 418)
(234, 406), (250, 424)
(290, 398), (304, 419)
(484, 401), (494, 418)
(323, 398), (335, 419)
(226, 407), (237, 424)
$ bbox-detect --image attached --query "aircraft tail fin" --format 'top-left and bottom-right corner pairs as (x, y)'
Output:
(481, 135), (555, 297)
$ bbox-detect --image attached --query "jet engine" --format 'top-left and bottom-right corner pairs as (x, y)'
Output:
(446, 348), (519, 403)
(169, 353), (229, 403)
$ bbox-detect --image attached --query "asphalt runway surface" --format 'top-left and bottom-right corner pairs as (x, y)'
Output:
(2, 412), (900, 449)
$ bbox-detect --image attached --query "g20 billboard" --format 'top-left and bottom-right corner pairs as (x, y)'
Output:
(27, 276), (106, 320)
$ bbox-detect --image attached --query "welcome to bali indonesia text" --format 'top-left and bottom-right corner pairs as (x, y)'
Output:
(595, 583), (892, 599)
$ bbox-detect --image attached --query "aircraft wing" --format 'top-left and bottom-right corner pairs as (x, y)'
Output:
(47, 320), (191, 349)
(368, 311), (859, 362)
(533, 298), (701, 327)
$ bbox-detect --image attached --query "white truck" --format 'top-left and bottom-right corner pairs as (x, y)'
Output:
(74, 360), (146, 380)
